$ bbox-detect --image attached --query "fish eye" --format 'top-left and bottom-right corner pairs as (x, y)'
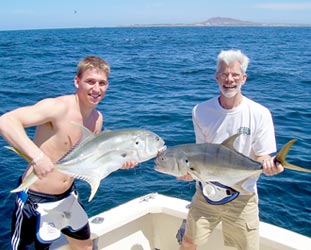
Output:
(185, 159), (191, 167)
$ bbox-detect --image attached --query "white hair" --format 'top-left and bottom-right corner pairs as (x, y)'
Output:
(216, 49), (250, 74)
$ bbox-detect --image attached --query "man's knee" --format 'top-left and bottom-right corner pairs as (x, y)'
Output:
(180, 235), (196, 250)
(66, 237), (92, 250)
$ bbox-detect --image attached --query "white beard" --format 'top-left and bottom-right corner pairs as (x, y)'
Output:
(218, 83), (242, 98)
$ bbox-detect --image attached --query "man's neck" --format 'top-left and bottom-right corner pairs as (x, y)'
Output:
(74, 94), (94, 118)
(218, 94), (243, 109)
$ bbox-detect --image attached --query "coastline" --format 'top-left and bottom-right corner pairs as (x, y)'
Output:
(118, 17), (311, 28)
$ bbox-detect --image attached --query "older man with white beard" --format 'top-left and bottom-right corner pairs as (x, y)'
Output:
(179, 49), (284, 250)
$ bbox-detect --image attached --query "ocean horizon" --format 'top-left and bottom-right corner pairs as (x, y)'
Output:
(0, 26), (310, 249)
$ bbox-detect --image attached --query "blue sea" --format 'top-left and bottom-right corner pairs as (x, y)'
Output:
(0, 26), (310, 249)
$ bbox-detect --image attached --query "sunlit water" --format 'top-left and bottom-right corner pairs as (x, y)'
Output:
(0, 26), (310, 249)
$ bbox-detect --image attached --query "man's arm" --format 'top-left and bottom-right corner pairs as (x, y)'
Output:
(0, 98), (58, 178)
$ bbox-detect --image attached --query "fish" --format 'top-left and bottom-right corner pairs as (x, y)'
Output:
(154, 134), (311, 194)
(7, 123), (166, 201)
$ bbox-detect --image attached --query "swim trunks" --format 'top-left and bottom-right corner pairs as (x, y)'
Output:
(11, 181), (90, 250)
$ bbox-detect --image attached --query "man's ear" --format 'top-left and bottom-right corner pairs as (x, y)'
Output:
(241, 73), (247, 86)
(215, 72), (220, 82)
(74, 76), (79, 88)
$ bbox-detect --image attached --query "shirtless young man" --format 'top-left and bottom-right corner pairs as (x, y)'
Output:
(0, 56), (137, 250)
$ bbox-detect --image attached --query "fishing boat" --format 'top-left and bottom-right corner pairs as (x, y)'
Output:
(50, 192), (310, 250)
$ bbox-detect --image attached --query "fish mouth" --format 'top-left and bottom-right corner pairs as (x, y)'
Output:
(158, 145), (167, 155)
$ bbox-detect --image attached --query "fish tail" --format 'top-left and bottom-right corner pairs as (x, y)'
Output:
(4, 146), (39, 192)
(275, 139), (311, 173)
(10, 172), (39, 193)
(4, 146), (31, 162)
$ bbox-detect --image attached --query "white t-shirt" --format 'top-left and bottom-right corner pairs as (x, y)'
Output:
(192, 96), (277, 193)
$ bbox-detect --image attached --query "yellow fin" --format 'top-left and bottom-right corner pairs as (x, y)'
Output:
(4, 146), (31, 162)
(275, 139), (311, 173)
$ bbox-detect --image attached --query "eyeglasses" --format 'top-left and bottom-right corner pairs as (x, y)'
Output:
(219, 73), (242, 81)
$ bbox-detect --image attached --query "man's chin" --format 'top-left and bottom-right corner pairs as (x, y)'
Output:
(89, 96), (103, 104)
(219, 88), (238, 98)
(219, 84), (242, 98)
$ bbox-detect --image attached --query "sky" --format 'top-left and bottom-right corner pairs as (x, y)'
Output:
(1, 0), (311, 30)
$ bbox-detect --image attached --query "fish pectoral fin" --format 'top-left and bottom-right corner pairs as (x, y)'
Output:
(233, 174), (260, 194)
(94, 150), (130, 163)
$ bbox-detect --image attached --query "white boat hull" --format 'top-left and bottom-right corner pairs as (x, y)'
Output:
(51, 193), (310, 250)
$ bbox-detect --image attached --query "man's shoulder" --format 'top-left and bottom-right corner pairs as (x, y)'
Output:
(54, 94), (74, 102)
(34, 95), (75, 118)
(194, 97), (218, 111)
(243, 96), (269, 111)
(40, 94), (74, 107)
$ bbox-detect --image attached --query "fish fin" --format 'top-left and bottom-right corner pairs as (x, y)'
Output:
(57, 122), (96, 162)
(5, 146), (42, 192)
(64, 172), (102, 202)
(234, 173), (260, 194)
(70, 121), (93, 141)
(275, 139), (311, 173)
(65, 149), (130, 202)
(221, 134), (241, 150)
(94, 150), (129, 163)
(87, 178), (101, 202)
(4, 146), (31, 162)
(11, 172), (39, 193)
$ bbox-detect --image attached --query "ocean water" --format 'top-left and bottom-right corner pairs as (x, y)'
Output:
(0, 26), (310, 249)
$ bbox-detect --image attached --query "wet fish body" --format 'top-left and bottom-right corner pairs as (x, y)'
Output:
(154, 134), (310, 194)
(9, 124), (166, 201)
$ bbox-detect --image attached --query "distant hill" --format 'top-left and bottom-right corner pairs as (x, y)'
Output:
(197, 17), (258, 26)
(121, 17), (311, 27)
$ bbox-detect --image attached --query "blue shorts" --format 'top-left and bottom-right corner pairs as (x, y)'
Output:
(11, 181), (90, 250)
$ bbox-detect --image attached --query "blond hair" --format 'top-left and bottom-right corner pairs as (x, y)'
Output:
(77, 56), (110, 78)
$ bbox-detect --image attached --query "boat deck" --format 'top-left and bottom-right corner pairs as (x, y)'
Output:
(51, 193), (310, 250)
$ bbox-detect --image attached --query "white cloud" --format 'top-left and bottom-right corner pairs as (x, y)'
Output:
(255, 3), (311, 10)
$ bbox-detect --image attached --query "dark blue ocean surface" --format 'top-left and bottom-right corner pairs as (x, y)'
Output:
(0, 27), (310, 249)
